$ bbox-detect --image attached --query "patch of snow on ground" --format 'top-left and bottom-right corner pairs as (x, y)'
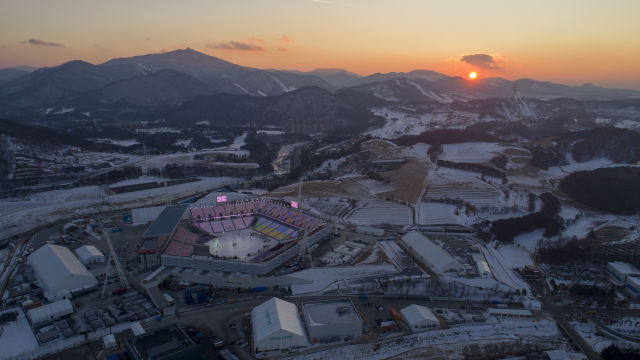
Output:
(345, 200), (413, 226)
(544, 157), (639, 179)
(93, 138), (140, 147)
(559, 206), (581, 222)
(562, 218), (596, 240)
(615, 119), (640, 129)
(401, 143), (431, 160)
(53, 106), (75, 114)
(174, 139), (192, 147)
(0, 308), (39, 359)
(292, 318), (559, 360)
(496, 244), (534, 269)
(109, 176), (167, 187)
(513, 229), (545, 252)
(417, 202), (470, 225)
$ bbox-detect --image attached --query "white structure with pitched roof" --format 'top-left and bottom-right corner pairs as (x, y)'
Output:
(28, 244), (98, 300)
(400, 304), (439, 331)
(74, 245), (105, 264)
(400, 231), (463, 274)
(251, 297), (307, 352)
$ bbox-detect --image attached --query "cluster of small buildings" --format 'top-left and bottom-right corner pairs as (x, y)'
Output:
(250, 297), (442, 354)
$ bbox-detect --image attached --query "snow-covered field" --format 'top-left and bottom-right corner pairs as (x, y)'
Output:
(306, 197), (356, 219)
(495, 244), (534, 269)
(345, 200), (413, 226)
(109, 176), (167, 187)
(0, 308), (39, 359)
(543, 157), (640, 180)
(440, 142), (509, 163)
(426, 168), (505, 208)
(292, 318), (560, 360)
(92, 138), (140, 147)
(417, 202), (471, 225)
(365, 107), (481, 139)
(513, 230), (545, 252)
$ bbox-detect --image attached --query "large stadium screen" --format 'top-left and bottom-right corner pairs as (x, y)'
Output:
(217, 195), (227, 203)
(291, 200), (298, 209)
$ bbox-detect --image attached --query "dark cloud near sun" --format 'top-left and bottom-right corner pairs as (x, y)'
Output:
(207, 41), (266, 52)
(27, 38), (64, 47)
(460, 53), (502, 69)
(277, 47), (288, 52)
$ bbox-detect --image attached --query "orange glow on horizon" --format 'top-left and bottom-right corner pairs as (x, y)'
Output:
(468, 71), (477, 79)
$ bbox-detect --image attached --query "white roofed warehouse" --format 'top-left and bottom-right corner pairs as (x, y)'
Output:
(74, 245), (105, 264)
(251, 297), (308, 353)
(28, 244), (98, 300)
(27, 299), (73, 327)
(400, 304), (440, 331)
(400, 231), (463, 275)
(302, 300), (362, 343)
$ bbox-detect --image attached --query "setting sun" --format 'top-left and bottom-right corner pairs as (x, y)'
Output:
(469, 71), (477, 79)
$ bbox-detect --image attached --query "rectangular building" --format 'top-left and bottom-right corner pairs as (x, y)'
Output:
(400, 304), (439, 331)
(27, 299), (73, 327)
(302, 300), (362, 343)
(607, 262), (640, 285)
(252, 297), (308, 352)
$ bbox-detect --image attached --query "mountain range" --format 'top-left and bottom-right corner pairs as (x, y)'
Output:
(1, 48), (639, 112)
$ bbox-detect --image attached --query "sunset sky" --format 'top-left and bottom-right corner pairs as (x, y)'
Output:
(1, 0), (639, 89)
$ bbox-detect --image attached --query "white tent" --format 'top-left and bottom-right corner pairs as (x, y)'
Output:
(28, 244), (98, 300)
(251, 297), (307, 352)
(400, 304), (439, 330)
(27, 299), (73, 326)
(400, 231), (463, 274)
(74, 245), (105, 264)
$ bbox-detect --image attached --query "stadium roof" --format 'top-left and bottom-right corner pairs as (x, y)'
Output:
(252, 297), (306, 343)
(401, 231), (462, 274)
(143, 204), (189, 238)
(400, 304), (439, 327)
(28, 244), (97, 299)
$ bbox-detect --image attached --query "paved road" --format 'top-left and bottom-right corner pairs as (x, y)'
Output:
(539, 280), (601, 360)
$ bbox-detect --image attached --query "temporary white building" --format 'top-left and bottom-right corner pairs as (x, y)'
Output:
(400, 231), (463, 274)
(251, 297), (307, 352)
(400, 304), (439, 331)
(74, 245), (105, 264)
(28, 244), (98, 300)
(27, 299), (73, 326)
